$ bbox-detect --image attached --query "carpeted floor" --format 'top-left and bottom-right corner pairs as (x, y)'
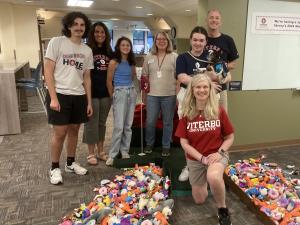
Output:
(1, 96), (299, 225)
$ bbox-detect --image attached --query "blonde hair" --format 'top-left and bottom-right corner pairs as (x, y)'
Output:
(151, 31), (173, 55)
(207, 9), (222, 17)
(182, 73), (219, 120)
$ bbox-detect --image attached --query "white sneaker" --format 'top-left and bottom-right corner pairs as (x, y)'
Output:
(178, 165), (189, 182)
(65, 162), (88, 175)
(106, 157), (114, 166)
(49, 168), (63, 184)
(121, 151), (130, 159)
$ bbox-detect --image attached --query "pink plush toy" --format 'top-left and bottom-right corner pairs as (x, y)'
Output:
(141, 219), (153, 225)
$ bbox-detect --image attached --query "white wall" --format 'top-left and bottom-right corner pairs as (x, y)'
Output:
(0, 3), (40, 67)
(42, 17), (62, 39)
(0, 3), (16, 61)
(197, 0), (208, 26)
(169, 15), (197, 38)
(13, 5), (40, 67)
(112, 30), (133, 48)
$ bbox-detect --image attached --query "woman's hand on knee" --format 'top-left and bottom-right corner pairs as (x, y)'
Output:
(207, 152), (223, 165)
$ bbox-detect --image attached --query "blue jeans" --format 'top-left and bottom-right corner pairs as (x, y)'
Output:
(145, 95), (176, 148)
(109, 86), (137, 158)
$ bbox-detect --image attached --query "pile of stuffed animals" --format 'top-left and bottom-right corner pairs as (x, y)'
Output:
(59, 163), (173, 225)
(226, 156), (300, 225)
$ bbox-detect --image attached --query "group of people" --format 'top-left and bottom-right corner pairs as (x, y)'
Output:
(142, 10), (238, 225)
(44, 9), (238, 225)
(45, 12), (139, 185)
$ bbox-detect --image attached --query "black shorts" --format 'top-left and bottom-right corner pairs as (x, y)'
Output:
(46, 92), (88, 125)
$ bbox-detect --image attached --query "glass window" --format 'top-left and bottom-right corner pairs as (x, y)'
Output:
(146, 31), (154, 52)
(133, 30), (145, 45)
(133, 30), (145, 53)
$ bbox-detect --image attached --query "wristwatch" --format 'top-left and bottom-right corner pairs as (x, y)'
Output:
(218, 149), (229, 159)
(219, 149), (226, 154)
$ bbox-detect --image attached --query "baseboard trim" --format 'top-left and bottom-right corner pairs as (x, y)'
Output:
(231, 139), (300, 152)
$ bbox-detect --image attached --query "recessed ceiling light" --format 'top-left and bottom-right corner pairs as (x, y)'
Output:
(147, 13), (153, 16)
(110, 18), (120, 21)
(185, 9), (191, 12)
(136, 6), (143, 9)
(67, 0), (94, 7)
(26, 0), (33, 2)
(112, 0), (120, 1)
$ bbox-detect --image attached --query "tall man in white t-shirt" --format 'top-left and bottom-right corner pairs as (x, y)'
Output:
(44, 12), (94, 185)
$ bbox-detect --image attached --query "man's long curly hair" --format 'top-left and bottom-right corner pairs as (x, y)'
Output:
(61, 11), (91, 38)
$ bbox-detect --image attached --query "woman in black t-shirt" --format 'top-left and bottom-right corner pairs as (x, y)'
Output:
(82, 22), (113, 165)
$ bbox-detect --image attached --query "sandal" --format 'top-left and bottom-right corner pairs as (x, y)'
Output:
(87, 154), (97, 165)
(98, 152), (108, 161)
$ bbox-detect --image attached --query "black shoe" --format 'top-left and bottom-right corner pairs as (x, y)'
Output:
(144, 145), (153, 154)
(218, 208), (232, 225)
(162, 148), (170, 157)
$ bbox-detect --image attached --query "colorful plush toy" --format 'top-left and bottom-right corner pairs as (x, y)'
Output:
(153, 211), (170, 225)
(60, 164), (173, 225)
(226, 156), (300, 225)
(206, 49), (227, 78)
(82, 207), (112, 224)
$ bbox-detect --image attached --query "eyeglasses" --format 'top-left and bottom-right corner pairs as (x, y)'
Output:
(156, 38), (167, 42)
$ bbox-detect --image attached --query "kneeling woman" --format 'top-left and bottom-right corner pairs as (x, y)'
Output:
(175, 73), (234, 225)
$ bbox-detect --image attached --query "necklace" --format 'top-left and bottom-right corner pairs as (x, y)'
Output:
(187, 51), (209, 63)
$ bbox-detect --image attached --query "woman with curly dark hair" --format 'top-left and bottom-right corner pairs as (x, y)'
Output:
(105, 36), (137, 166)
(82, 22), (113, 165)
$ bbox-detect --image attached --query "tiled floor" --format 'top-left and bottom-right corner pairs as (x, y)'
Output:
(0, 96), (299, 225)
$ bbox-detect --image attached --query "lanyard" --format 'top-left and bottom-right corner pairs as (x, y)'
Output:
(157, 54), (166, 71)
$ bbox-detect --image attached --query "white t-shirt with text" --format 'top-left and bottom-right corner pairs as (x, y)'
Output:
(45, 36), (94, 95)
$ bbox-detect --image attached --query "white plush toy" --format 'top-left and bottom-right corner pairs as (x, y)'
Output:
(147, 198), (158, 212)
(152, 192), (164, 201)
(138, 196), (149, 210)
(108, 215), (120, 225)
(148, 180), (156, 191)
(162, 206), (172, 219)
(134, 169), (146, 182)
